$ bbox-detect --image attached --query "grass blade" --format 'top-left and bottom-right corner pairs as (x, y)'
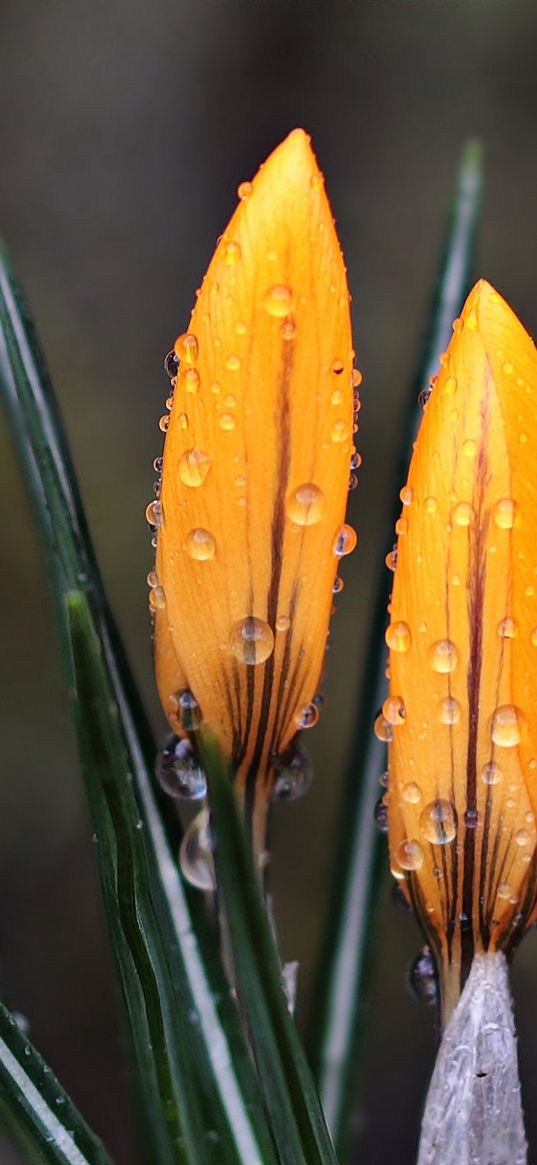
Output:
(201, 734), (339, 1165)
(307, 140), (484, 1158)
(0, 245), (276, 1165)
(0, 999), (113, 1165)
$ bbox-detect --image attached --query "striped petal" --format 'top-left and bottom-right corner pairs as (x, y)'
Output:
(387, 280), (537, 1020)
(151, 129), (357, 820)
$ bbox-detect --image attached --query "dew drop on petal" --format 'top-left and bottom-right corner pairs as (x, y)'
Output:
(219, 413), (236, 431)
(223, 240), (241, 265)
(437, 696), (461, 724)
(231, 617), (274, 665)
(419, 800), (457, 844)
(490, 704), (527, 747)
(453, 502), (472, 527)
(481, 761), (502, 786)
(382, 695), (406, 726)
(331, 419), (351, 443)
(402, 782), (422, 804)
(332, 360), (345, 375)
(174, 333), (199, 364)
(168, 689), (202, 732)
(156, 735), (207, 800)
(493, 498), (518, 529)
(179, 447), (212, 487)
(397, 839), (424, 871)
(164, 350), (179, 378)
(333, 524), (357, 557)
(183, 528), (216, 561)
(180, 811), (215, 891)
(183, 368), (200, 393)
(264, 284), (294, 317)
(428, 639), (458, 673)
(408, 946), (438, 1005)
(374, 796), (389, 833)
(276, 614), (290, 631)
(225, 354), (241, 371)
(295, 702), (320, 730)
(374, 714), (393, 743)
(385, 621), (412, 653)
(497, 617), (517, 639)
(333, 576), (344, 594)
(149, 585), (166, 611)
(287, 483), (325, 526)
(281, 319), (297, 340)
(146, 500), (163, 528)
(271, 742), (312, 801)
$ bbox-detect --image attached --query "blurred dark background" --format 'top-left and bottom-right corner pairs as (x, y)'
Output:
(2, 1), (537, 1162)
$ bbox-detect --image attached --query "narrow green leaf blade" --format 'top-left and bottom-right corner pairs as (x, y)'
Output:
(0, 246), (276, 1165)
(201, 735), (339, 1165)
(307, 140), (484, 1159)
(0, 999), (113, 1165)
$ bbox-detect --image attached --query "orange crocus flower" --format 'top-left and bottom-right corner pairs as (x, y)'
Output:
(386, 280), (537, 1022)
(149, 129), (358, 841)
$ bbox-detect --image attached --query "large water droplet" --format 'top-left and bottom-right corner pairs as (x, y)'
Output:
(264, 284), (294, 317)
(168, 689), (202, 732)
(453, 501), (473, 527)
(174, 333), (199, 364)
(408, 946), (438, 1005)
(493, 498), (518, 529)
(382, 695), (405, 726)
(397, 839), (424, 871)
(428, 639), (458, 673)
(164, 350), (179, 378)
(333, 524), (357, 557)
(146, 500), (163, 528)
(184, 528), (216, 561)
(179, 447), (211, 487)
(287, 483), (325, 526)
(237, 180), (253, 200)
(385, 621), (412, 653)
(402, 782), (422, 804)
(374, 714), (392, 743)
(180, 811), (215, 891)
(497, 617), (517, 639)
(149, 585), (166, 611)
(231, 617), (274, 665)
(490, 704), (527, 746)
(156, 735), (207, 800)
(419, 799), (457, 844)
(271, 742), (312, 801)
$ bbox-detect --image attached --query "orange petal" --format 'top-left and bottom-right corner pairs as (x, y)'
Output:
(151, 129), (357, 809)
(386, 280), (537, 1020)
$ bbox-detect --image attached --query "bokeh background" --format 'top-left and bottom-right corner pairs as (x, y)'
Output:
(3, 1), (537, 1162)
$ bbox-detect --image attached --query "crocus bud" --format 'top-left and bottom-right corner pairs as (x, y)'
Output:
(149, 129), (358, 836)
(386, 280), (537, 1021)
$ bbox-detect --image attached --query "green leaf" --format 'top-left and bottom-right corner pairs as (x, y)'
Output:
(307, 140), (484, 1160)
(200, 734), (339, 1165)
(0, 999), (113, 1165)
(0, 245), (276, 1165)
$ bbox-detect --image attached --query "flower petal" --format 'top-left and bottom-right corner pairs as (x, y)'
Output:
(153, 130), (356, 800)
(387, 280), (537, 1018)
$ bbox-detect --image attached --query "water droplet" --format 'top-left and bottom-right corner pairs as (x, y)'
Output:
(164, 350), (179, 378)
(153, 456), (163, 473)
(149, 585), (166, 611)
(276, 614), (290, 631)
(382, 695), (405, 725)
(183, 528), (216, 561)
(502, 362), (514, 376)
(350, 450), (362, 470)
(168, 689), (202, 732)
(385, 547), (398, 572)
(418, 386), (431, 409)
(385, 621), (412, 653)
(374, 714), (392, 743)
(223, 240), (241, 265)
(281, 319), (296, 340)
(419, 800), (457, 844)
(493, 498), (518, 529)
(271, 742), (312, 800)
(219, 413), (236, 431)
(333, 576), (344, 594)
(178, 412), (189, 430)
(444, 376), (457, 395)
(295, 702), (320, 730)
(180, 811), (215, 891)
(515, 829), (531, 847)
(462, 438), (477, 457)
(264, 284), (294, 317)
(402, 782), (422, 804)
(408, 947), (438, 1005)
(424, 496), (438, 514)
(237, 180), (253, 200)
(156, 735), (207, 800)
(225, 354), (241, 371)
(481, 761), (502, 786)
(464, 808), (479, 829)
(400, 486), (413, 506)
(439, 351), (450, 367)
(183, 368), (200, 393)
(332, 360), (344, 375)
(333, 524), (357, 557)
(147, 570), (158, 588)
(231, 617), (274, 665)
(395, 516), (408, 536)
(397, 839), (424, 870)
(235, 321), (247, 336)
(497, 881), (512, 900)
(452, 316), (463, 334)
(159, 414), (170, 432)
(374, 796), (389, 833)
(352, 368), (363, 388)
(453, 501), (473, 527)
(179, 447), (211, 487)
(466, 308), (478, 331)
(498, 617), (517, 638)
(437, 696), (461, 724)
(428, 639), (458, 673)
(174, 333), (199, 364)
(165, 394), (174, 411)
(146, 500), (163, 528)
(331, 419), (351, 443)
(287, 483), (325, 526)
(490, 705), (527, 746)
